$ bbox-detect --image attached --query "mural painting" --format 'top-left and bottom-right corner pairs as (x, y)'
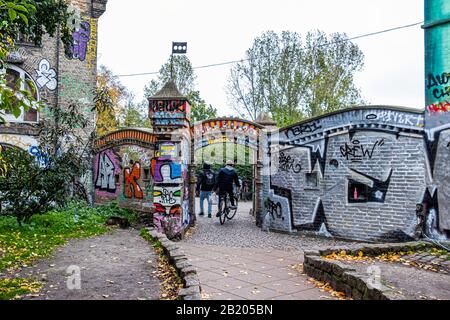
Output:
(94, 149), (121, 197)
(124, 162), (144, 199)
(151, 157), (182, 184)
(266, 108), (431, 242)
(66, 20), (91, 61)
(94, 144), (154, 209)
(35, 59), (57, 91)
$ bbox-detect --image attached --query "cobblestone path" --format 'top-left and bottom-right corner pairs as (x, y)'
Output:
(179, 201), (357, 300)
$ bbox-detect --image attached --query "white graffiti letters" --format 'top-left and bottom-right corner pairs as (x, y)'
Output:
(96, 153), (116, 192)
(36, 59), (57, 91)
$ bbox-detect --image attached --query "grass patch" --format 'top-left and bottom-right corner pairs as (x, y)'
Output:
(0, 278), (42, 300)
(0, 201), (136, 300)
(140, 228), (183, 300)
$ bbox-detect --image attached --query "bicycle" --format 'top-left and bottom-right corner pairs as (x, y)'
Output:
(217, 192), (239, 225)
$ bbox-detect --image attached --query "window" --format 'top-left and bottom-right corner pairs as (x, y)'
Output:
(348, 180), (369, 203)
(2, 65), (39, 123)
(305, 173), (318, 188)
(16, 33), (39, 47)
(143, 168), (150, 181)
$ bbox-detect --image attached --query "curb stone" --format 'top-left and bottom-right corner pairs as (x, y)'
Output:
(145, 227), (201, 300)
(303, 241), (439, 300)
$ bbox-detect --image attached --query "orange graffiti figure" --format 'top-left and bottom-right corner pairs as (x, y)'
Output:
(124, 162), (144, 199)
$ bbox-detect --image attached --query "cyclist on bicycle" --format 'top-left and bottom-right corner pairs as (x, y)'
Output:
(214, 160), (240, 217)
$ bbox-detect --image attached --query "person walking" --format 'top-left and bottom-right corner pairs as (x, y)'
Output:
(196, 162), (216, 218)
(214, 160), (240, 217)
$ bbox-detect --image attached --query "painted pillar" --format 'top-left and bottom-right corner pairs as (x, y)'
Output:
(424, 0), (450, 126)
(424, 0), (450, 236)
(148, 81), (193, 239)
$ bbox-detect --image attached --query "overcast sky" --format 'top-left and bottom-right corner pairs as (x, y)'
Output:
(97, 0), (425, 117)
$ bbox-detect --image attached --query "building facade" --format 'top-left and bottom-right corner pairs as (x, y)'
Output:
(0, 0), (107, 151)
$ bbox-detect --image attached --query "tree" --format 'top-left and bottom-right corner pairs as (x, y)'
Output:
(94, 66), (126, 136)
(144, 55), (196, 97)
(0, 0), (73, 123)
(144, 55), (217, 123)
(0, 102), (93, 224)
(227, 30), (365, 127)
(119, 94), (151, 129)
(188, 91), (217, 122)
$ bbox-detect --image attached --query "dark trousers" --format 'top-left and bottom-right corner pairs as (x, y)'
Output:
(219, 189), (235, 207)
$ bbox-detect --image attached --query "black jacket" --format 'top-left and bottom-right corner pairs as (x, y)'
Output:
(215, 166), (240, 192)
(196, 169), (216, 192)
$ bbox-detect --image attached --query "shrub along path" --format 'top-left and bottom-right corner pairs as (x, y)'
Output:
(17, 228), (161, 300)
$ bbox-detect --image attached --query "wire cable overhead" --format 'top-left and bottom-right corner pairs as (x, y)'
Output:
(116, 21), (423, 78)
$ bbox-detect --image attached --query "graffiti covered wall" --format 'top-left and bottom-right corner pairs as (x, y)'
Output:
(424, 0), (450, 239)
(263, 107), (436, 242)
(94, 144), (154, 213)
(151, 138), (192, 238)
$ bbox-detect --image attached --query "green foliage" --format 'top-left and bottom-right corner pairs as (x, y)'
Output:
(144, 55), (196, 97)
(188, 91), (218, 123)
(227, 30), (365, 126)
(0, 0), (72, 122)
(0, 68), (44, 125)
(0, 278), (41, 300)
(143, 55), (215, 124)
(0, 0), (72, 49)
(0, 201), (137, 299)
(0, 102), (93, 224)
(118, 95), (151, 129)
(90, 201), (138, 224)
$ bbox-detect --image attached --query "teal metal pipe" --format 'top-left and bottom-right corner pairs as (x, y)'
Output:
(424, 0), (450, 128)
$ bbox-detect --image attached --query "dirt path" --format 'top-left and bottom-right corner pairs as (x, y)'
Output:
(18, 229), (161, 300)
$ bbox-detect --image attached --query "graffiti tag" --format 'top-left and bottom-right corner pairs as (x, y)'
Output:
(151, 158), (182, 183)
(66, 21), (90, 61)
(35, 59), (57, 91)
(154, 187), (181, 205)
(427, 101), (450, 113)
(279, 152), (301, 173)
(28, 146), (50, 168)
(286, 122), (322, 138)
(95, 152), (116, 193)
(340, 139), (384, 162)
(266, 199), (283, 220)
(124, 162), (143, 199)
(426, 72), (450, 100)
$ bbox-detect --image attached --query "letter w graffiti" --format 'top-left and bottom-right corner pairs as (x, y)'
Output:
(124, 162), (144, 199)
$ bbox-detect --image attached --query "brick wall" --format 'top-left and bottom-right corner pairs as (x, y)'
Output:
(0, 0), (107, 147)
(262, 106), (450, 242)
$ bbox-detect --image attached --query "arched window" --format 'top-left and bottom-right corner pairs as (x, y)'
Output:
(2, 65), (39, 123)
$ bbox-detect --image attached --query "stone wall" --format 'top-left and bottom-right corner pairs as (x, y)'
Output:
(262, 106), (450, 242)
(94, 144), (155, 213)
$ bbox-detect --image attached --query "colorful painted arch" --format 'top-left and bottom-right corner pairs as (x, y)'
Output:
(191, 118), (265, 136)
(94, 129), (157, 152)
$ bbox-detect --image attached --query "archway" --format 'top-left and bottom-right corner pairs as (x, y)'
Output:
(191, 118), (267, 218)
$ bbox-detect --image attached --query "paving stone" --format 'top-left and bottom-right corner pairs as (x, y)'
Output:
(176, 202), (356, 300)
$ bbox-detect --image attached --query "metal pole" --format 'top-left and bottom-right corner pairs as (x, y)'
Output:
(170, 53), (174, 81)
(424, 0), (450, 129)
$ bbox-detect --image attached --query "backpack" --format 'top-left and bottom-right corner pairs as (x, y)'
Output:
(204, 171), (215, 187)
